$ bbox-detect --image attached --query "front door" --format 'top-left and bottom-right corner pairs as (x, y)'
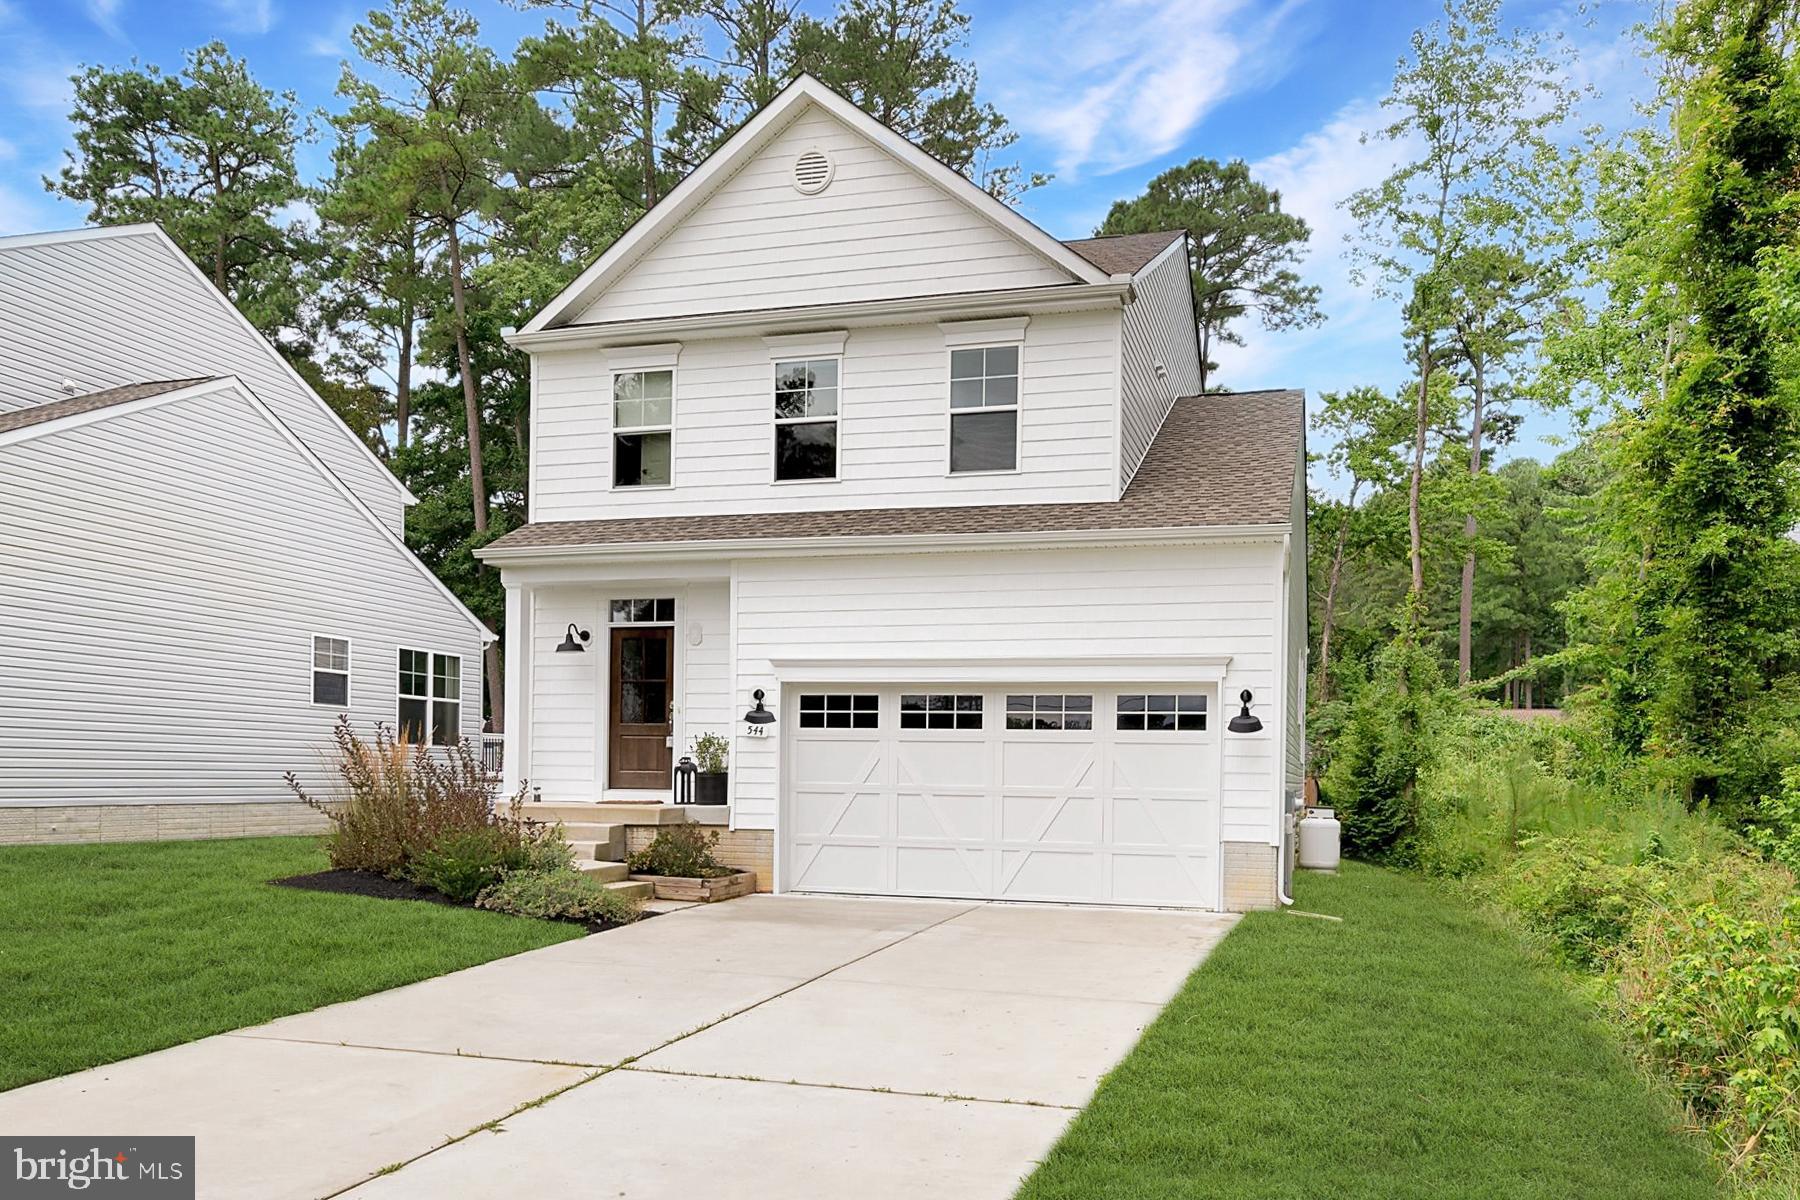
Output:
(609, 626), (673, 789)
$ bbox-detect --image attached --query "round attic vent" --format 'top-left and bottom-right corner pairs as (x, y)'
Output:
(792, 149), (834, 195)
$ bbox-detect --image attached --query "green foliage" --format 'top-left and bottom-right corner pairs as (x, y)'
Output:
(1751, 767), (1800, 875)
(1098, 158), (1321, 390)
(406, 827), (532, 902)
(627, 825), (732, 878)
(475, 867), (643, 925)
(690, 732), (730, 775)
(1321, 632), (1447, 862)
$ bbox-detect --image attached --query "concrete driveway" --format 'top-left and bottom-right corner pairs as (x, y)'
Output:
(0, 895), (1236, 1199)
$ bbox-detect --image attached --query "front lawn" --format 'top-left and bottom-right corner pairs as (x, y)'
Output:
(0, 836), (582, 1092)
(1016, 862), (1718, 1200)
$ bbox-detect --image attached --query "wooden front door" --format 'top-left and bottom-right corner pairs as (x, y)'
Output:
(609, 626), (673, 789)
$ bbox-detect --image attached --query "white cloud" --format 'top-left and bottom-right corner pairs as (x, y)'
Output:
(0, 137), (16, 162)
(208, 0), (276, 35)
(974, 0), (1306, 179)
(0, 182), (61, 237)
(85, 0), (124, 39)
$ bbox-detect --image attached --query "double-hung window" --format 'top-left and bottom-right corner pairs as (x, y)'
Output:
(613, 369), (673, 487)
(949, 345), (1019, 472)
(399, 649), (462, 745)
(311, 636), (349, 706)
(773, 358), (839, 481)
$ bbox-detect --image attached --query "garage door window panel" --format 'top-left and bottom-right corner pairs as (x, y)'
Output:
(1005, 693), (1093, 730)
(901, 694), (983, 730)
(1117, 693), (1208, 732)
(799, 693), (879, 729)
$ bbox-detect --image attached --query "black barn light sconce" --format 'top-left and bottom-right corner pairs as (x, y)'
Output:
(1228, 689), (1263, 734)
(555, 624), (591, 653)
(743, 688), (776, 725)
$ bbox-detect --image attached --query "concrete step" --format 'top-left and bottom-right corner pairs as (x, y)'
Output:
(573, 859), (630, 883)
(592, 803), (690, 825)
(556, 823), (626, 859)
(604, 878), (655, 901)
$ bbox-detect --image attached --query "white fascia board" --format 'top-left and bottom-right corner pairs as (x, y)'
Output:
(768, 654), (1233, 686)
(0, 378), (224, 449)
(519, 75), (1108, 334)
(477, 521), (1292, 566)
(506, 282), (1131, 352)
(0, 222), (166, 251)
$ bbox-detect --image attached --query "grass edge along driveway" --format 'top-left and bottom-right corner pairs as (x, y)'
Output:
(1016, 862), (1717, 1200)
(0, 836), (581, 1092)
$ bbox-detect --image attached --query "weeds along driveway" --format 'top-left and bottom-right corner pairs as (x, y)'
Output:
(0, 894), (1237, 1200)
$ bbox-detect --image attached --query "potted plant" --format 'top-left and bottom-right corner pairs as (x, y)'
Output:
(691, 732), (729, 805)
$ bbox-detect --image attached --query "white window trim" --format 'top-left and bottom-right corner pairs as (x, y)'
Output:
(770, 354), (843, 484)
(310, 634), (351, 707)
(398, 647), (463, 746)
(610, 366), (676, 491)
(764, 330), (848, 359)
(608, 596), (679, 626)
(945, 341), (1023, 477)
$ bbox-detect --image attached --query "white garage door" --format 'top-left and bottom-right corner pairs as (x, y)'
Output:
(783, 685), (1220, 908)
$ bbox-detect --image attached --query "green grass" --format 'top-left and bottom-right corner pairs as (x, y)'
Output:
(1016, 862), (1719, 1200)
(0, 836), (582, 1092)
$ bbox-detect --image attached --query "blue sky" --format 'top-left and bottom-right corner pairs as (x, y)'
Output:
(0, 0), (1653, 479)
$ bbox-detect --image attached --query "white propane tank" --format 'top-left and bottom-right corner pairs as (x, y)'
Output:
(1298, 808), (1342, 872)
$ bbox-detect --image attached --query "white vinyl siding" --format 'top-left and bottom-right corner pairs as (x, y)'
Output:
(1119, 239), (1202, 488)
(531, 307), (1120, 521)
(0, 386), (484, 808)
(0, 230), (409, 535)
(572, 107), (1073, 325)
(730, 542), (1284, 844)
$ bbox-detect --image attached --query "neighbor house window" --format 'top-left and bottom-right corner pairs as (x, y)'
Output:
(798, 693), (878, 729)
(949, 345), (1019, 472)
(1117, 694), (1207, 732)
(312, 636), (349, 706)
(1006, 694), (1093, 731)
(900, 694), (983, 730)
(399, 649), (462, 745)
(773, 358), (839, 481)
(611, 598), (675, 623)
(613, 369), (673, 487)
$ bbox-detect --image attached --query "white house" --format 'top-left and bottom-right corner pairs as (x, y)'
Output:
(482, 76), (1307, 911)
(0, 225), (491, 843)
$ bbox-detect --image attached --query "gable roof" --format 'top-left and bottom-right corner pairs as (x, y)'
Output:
(521, 75), (1115, 334)
(0, 375), (493, 639)
(0, 378), (215, 436)
(0, 223), (415, 506)
(1061, 231), (1186, 276)
(480, 390), (1303, 560)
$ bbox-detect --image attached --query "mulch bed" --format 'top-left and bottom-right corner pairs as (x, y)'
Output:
(270, 868), (650, 934)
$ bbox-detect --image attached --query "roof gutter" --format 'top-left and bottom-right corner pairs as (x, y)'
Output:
(477, 521), (1291, 566)
(505, 281), (1134, 352)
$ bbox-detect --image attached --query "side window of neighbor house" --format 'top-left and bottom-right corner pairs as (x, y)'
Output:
(773, 358), (839, 481)
(312, 636), (349, 706)
(398, 649), (460, 746)
(949, 345), (1019, 473)
(613, 369), (673, 487)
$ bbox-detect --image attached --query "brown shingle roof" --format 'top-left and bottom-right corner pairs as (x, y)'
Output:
(1061, 230), (1186, 276)
(0, 378), (216, 436)
(481, 389), (1303, 558)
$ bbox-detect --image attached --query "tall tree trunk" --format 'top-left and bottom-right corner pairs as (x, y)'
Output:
(443, 219), (503, 733)
(1458, 354), (1485, 684)
(1197, 320), (1211, 393)
(396, 299), (413, 453)
(1408, 336), (1433, 601)
(1522, 631), (1533, 710)
(1316, 479), (1362, 704)
(637, 0), (659, 209)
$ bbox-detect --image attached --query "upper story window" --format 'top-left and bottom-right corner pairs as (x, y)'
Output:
(399, 649), (462, 746)
(949, 345), (1019, 473)
(311, 636), (349, 706)
(774, 358), (839, 481)
(613, 369), (673, 487)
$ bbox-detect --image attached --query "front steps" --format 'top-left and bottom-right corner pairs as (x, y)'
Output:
(523, 801), (694, 904)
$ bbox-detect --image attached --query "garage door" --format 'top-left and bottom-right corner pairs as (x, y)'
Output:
(783, 685), (1220, 908)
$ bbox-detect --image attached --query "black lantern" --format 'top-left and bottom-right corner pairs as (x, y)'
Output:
(1228, 689), (1263, 733)
(555, 623), (591, 653)
(743, 688), (776, 725)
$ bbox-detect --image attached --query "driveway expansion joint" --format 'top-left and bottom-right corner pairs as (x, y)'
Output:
(617, 1063), (1081, 1111)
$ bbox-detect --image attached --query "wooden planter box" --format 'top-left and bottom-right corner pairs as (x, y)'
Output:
(631, 870), (757, 902)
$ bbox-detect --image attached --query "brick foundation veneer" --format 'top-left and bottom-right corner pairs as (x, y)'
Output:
(625, 824), (775, 892)
(1221, 841), (1280, 911)
(0, 803), (330, 845)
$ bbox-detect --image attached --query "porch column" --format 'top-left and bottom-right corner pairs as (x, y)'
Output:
(501, 581), (531, 798)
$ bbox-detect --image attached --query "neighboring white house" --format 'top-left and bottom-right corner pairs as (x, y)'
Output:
(482, 75), (1307, 911)
(0, 225), (492, 843)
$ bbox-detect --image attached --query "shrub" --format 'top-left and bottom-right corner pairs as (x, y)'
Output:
(1322, 635), (1447, 864)
(476, 868), (643, 925)
(627, 825), (732, 877)
(1500, 834), (1656, 970)
(285, 717), (545, 876)
(691, 732), (729, 774)
(407, 828), (532, 902)
(1751, 766), (1800, 875)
